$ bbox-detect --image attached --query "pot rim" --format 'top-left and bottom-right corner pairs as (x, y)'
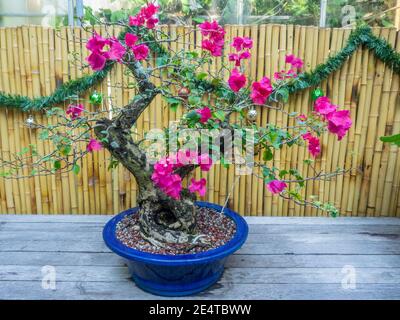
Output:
(103, 201), (249, 266)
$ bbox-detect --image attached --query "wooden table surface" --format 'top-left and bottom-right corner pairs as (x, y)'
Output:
(0, 215), (399, 300)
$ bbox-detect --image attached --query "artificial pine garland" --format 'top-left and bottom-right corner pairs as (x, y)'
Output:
(0, 25), (399, 112)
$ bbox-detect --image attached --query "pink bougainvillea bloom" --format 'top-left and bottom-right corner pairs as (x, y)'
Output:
(274, 71), (284, 80)
(162, 174), (183, 199)
(66, 104), (84, 120)
(129, 2), (159, 28)
(146, 16), (159, 29)
(132, 44), (149, 61)
(129, 15), (145, 26)
(286, 69), (298, 78)
(196, 107), (212, 123)
(199, 20), (225, 57)
(285, 54), (304, 69)
(189, 178), (207, 197)
(86, 52), (107, 71)
(326, 110), (352, 141)
(141, 2), (159, 18)
(86, 138), (102, 152)
(303, 133), (321, 157)
(231, 36), (253, 51)
(266, 180), (287, 194)
(239, 50), (251, 60)
(201, 39), (223, 57)
(228, 68), (247, 92)
(86, 32), (107, 53)
(104, 38), (125, 62)
(314, 96), (336, 116)
(125, 33), (138, 48)
(250, 77), (273, 105)
(198, 154), (212, 171)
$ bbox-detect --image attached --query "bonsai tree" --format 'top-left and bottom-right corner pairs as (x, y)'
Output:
(0, 3), (352, 247)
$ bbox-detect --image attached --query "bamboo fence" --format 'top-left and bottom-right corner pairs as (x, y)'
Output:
(0, 24), (399, 216)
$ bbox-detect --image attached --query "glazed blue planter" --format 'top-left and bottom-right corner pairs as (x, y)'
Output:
(103, 201), (248, 296)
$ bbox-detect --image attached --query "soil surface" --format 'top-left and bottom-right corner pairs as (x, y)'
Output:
(115, 207), (236, 255)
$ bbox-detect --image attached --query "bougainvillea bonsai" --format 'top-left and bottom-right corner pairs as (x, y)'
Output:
(1, 2), (352, 248)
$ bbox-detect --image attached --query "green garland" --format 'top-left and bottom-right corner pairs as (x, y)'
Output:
(282, 25), (400, 95)
(0, 25), (399, 112)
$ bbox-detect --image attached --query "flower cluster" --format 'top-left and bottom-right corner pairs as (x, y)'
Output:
(86, 33), (125, 71)
(196, 107), (212, 123)
(302, 132), (321, 158)
(129, 2), (159, 29)
(66, 104), (84, 120)
(228, 36), (252, 67)
(274, 54), (304, 80)
(266, 180), (287, 194)
(228, 68), (247, 92)
(125, 33), (149, 61)
(87, 138), (102, 152)
(250, 77), (273, 105)
(314, 96), (352, 140)
(199, 20), (225, 57)
(151, 151), (213, 199)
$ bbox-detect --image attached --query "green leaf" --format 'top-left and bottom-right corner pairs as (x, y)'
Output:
(196, 72), (208, 81)
(262, 147), (273, 161)
(213, 110), (225, 122)
(188, 95), (201, 105)
(72, 164), (80, 175)
(53, 160), (61, 170)
(380, 134), (400, 146)
(59, 145), (71, 156)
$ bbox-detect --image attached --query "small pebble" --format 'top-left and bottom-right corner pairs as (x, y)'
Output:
(115, 207), (236, 255)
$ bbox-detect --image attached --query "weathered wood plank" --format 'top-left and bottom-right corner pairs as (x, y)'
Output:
(1, 230), (399, 243)
(1, 215), (399, 225)
(0, 281), (399, 300)
(2, 221), (400, 235)
(1, 266), (400, 284)
(2, 251), (400, 268)
(1, 239), (399, 254)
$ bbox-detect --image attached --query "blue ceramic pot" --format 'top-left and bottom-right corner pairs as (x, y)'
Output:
(103, 201), (248, 296)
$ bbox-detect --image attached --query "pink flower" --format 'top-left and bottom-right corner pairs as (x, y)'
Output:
(86, 52), (107, 71)
(151, 156), (182, 199)
(129, 15), (145, 27)
(229, 51), (251, 67)
(250, 77), (273, 105)
(146, 16), (159, 29)
(274, 71), (284, 80)
(189, 178), (207, 197)
(285, 54), (303, 69)
(132, 44), (149, 61)
(266, 180), (287, 194)
(86, 32), (107, 53)
(326, 110), (352, 141)
(201, 39), (223, 57)
(86, 139), (102, 152)
(196, 107), (212, 123)
(104, 38), (125, 62)
(141, 2), (159, 19)
(303, 133), (321, 157)
(198, 154), (212, 171)
(66, 104), (84, 120)
(128, 2), (159, 29)
(314, 96), (336, 116)
(231, 37), (253, 51)
(125, 33), (138, 48)
(228, 68), (247, 92)
(199, 20), (225, 57)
